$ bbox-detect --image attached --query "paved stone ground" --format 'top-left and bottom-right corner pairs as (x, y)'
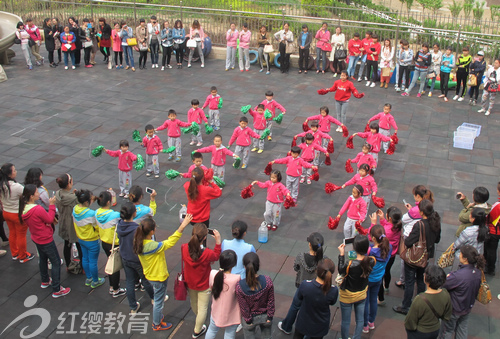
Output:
(0, 47), (499, 339)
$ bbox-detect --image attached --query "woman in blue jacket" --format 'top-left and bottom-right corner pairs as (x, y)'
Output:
(119, 20), (135, 71)
(438, 47), (455, 102)
(172, 20), (186, 69)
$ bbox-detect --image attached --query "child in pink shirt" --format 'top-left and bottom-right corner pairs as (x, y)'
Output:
(252, 170), (291, 231)
(350, 143), (377, 172)
(353, 121), (391, 164)
(155, 109), (190, 161)
(197, 135), (238, 182)
(238, 23), (251, 71)
(141, 124), (163, 178)
(104, 140), (137, 197)
(248, 104), (268, 153)
(202, 86), (222, 131)
(181, 152), (208, 179)
(306, 106), (344, 144)
(228, 117), (261, 169)
(368, 103), (398, 153)
(342, 164), (377, 211)
(254, 90), (286, 140)
(295, 122), (332, 166)
(336, 184), (367, 238)
(298, 134), (328, 184)
(188, 99), (208, 147)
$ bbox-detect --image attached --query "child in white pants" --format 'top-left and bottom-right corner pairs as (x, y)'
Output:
(104, 140), (137, 198)
(197, 135), (239, 182)
(336, 184), (367, 238)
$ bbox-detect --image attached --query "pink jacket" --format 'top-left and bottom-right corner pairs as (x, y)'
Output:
(369, 220), (401, 256)
(182, 164), (208, 178)
(344, 173), (377, 196)
(22, 204), (56, 245)
(296, 130), (330, 145)
(239, 30), (251, 49)
(315, 29), (331, 50)
(254, 99), (286, 118)
(189, 27), (205, 42)
(106, 150), (137, 172)
(298, 143), (327, 162)
(228, 126), (261, 147)
(357, 132), (391, 153)
(339, 195), (367, 221)
(26, 24), (42, 42)
(226, 29), (239, 48)
(202, 94), (221, 110)
(351, 152), (377, 169)
(274, 156), (312, 177)
(188, 108), (208, 125)
(249, 109), (267, 130)
(156, 118), (191, 137)
(112, 29), (122, 52)
(142, 134), (163, 155)
(198, 145), (235, 166)
(256, 180), (290, 204)
(368, 112), (398, 131)
(308, 114), (341, 133)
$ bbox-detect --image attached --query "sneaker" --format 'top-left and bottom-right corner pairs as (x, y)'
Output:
(167, 65), (172, 68)
(131, 67), (136, 72)
(392, 305), (408, 315)
(41, 278), (52, 288)
(152, 64), (155, 69)
(307, 178), (312, 185)
(364, 76), (368, 81)
(401, 86), (406, 91)
(189, 141), (196, 145)
(458, 97), (464, 102)
(370, 82), (375, 88)
(251, 147), (258, 152)
(417, 93), (421, 98)
(278, 321), (291, 335)
(201, 64), (205, 68)
(241, 164), (247, 169)
(428, 92), (432, 97)
(478, 108), (486, 113)
(453, 95), (459, 100)
(485, 111), (491, 116)
(72, 66), (76, 70)
(130, 302), (140, 314)
(401, 92), (409, 97)
(377, 299), (386, 306)
(85, 278), (93, 286)
(395, 87), (401, 92)
(260, 68), (264, 72)
(154, 174), (160, 178)
(188, 64), (192, 68)
(366, 81), (371, 87)
(266, 71), (270, 75)
(0, 250), (5, 257)
(161, 66), (165, 70)
(300, 177), (305, 184)
(12, 256), (18, 261)
(257, 149), (264, 154)
(472, 100), (476, 106)
(363, 326), (369, 333)
(196, 142), (203, 146)
(438, 94), (445, 98)
(146, 172), (152, 177)
(123, 194), (129, 199)
(267, 224), (272, 230)
(1, 240), (8, 247)
(192, 324), (207, 338)
(91, 277), (105, 288)
(271, 225), (278, 231)
(444, 97), (448, 102)
(112, 287), (126, 298)
(153, 322), (173, 331)
(357, 77), (362, 82)
(236, 324), (243, 332)
(469, 99), (473, 105)
(174, 157), (181, 162)
(119, 192), (125, 197)
(125, 66), (130, 70)
(380, 82), (384, 88)
(333, 72), (337, 77)
(64, 66), (68, 70)
(168, 156), (173, 161)
(368, 322), (375, 330)
(52, 286), (71, 298)
(19, 252), (35, 263)
(214, 127), (220, 131)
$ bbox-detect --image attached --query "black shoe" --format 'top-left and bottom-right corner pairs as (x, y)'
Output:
(392, 305), (408, 315)
(50, 63), (57, 68)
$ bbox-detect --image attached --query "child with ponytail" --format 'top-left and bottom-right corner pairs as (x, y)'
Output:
(221, 220), (256, 278)
(128, 185), (157, 224)
(133, 214), (192, 331)
(205, 250), (241, 339)
(336, 184), (367, 238)
(184, 167), (222, 227)
(352, 121), (392, 164)
(363, 224), (392, 333)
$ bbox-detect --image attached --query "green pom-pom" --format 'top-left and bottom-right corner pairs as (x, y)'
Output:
(241, 105), (251, 114)
(218, 97), (223, 109)
(181, 126), (192, 134)
(264, 109), (272, 120)
(162, 146), (176, 153)
(191, 150), (196, 160)
(132, 130), (142, 142)
(233, 157), (241, 169)
(133, 154), (145, 171)
(205, 123), (214, 135)
(205, 112), (210, 119)
(213, 176), (225, 188)
(165, 169), (180, 180)
(91, 145), (105, 157)
(260, 128), (271, 140)
(191, 122), (200, 136)
(273, 113), (284, 125)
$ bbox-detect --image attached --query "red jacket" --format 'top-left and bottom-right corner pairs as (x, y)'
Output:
(357, 132), (391, 153)
(22, 204), (56, 245)
(156, 118), (191, 137)
(361, 38), (371, 55)
(348, 38), (362, 56)
(351, 152), (377, 169)
(188, 108), (208, 125)
(184, 181), (222, 223)
(181, 164), (209, 179)
(142, 135), (163, 155)
(298, 142), (327, 162)
(106, 150), (137, 172)
(307, 114), (341, 133)
(255, 181), (289, 204)
(328, 80), (359, 102)
(339, 195), (367, 221)
(296, 130), (330, 146)
(366, 42), (381, 62)
(488, 201), (500, 235)
(182, 243), (221, 291)
(197, 145), (234, 166)
(344, 173), (377, 196)
(274, 156), (312, 177)
(228, 126), (261, 147)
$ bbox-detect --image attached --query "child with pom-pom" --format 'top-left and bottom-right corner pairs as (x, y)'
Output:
(305, 106), (345, 145)
(335, 184), (367, 238)
(187, 99), (208, 147)
(297, 133), (328, 185)
(248, 104), (268, 153)
(295, 122), (332, 166)
(228, 116), (262, 169)
(351, 121), (391, 165)
(181, 152), (208, 179)
(349, 143), (377, 172)
(341, 164), (377, 211)
(197, 135), (239, 182)
(367, 103), (398, 154)
(254, 90), (286, 141)
(202, 86), (222, 131)
(251, 170), (290, 231)
(141, 124), (163, 178)
(155, 109), (191, 162)
(104, 140), (137, 198)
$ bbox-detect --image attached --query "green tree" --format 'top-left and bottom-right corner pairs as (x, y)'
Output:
(472, 1), (485, 23)
(428, 0), (443, 17)
(448, 0), (463, 18)
(417, 0), (432, 14)
(463, 0), (474, 17)
(406, 0), (414, 12)
(490, 4), (500, 20)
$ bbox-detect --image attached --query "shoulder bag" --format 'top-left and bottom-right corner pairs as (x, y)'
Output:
(264, 44), (274, 54)
(477, 270), (492, 304)
(126, 37), (137, 46)
(420, 294), (442, 319)
(335, 260), (352, 289)
(174, 244), (188, 300)
(186, 38), (197, 48)
(285, 40), (294, 54)
(334, 46), (347, 60)
(467, 74), (477, 87)
(437, 243), (455, 268)
(321, 42), (332, 52)
(104, 227), (123, 275)
(399, 220), (428, 268)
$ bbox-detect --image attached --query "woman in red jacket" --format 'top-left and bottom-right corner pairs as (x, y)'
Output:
(183, 167), (222, 227)
(182, 223), (221, 338)
(19, 184), (71, 298)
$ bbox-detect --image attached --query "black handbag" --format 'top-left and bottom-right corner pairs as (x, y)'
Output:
(28, 38), (36, 47)
(14, 37), (21, 44)
(334, 48), (347, 60)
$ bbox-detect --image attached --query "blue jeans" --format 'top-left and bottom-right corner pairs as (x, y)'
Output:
(63, 51), (75, 67)
(205, 315), (238, 339)
(35, 240), (62, 293)
(347, 55), (360, 77)
(340, 299), (365, 339)
(358, 54), (367, 78)
(427, 75), (437, 92)
(121, 257), (154, 310)
(79, 239), (100, 282)
(407, 69), (428, 94)
(438, 312), (469, 339)
(123, 45), (135, 67)
(280, 288), (301, 332)
(335, 100), (349, 125)
(151, 279), (168, 325)
(364, 280), (382, 326)
(316, 47), (327, 71)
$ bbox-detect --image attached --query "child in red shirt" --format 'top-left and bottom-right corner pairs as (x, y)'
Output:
(104, 140), (137, 198)
(254, 90), (286, 140)
(368, 103), (398, 153)
(297, 133), (328, 184)
(141, 124), (163, 178)
(350, 143), (377, 172)
(322, 71), (363, 126)
(306, 105), (344, 137)
(295, 122), (332, 166)
(336, 184), (367, 238)
(248, 104), (268, 153)
(342, 164), (377, 212)
(197, 135), (238, 182)
(188, 99), (208, 147)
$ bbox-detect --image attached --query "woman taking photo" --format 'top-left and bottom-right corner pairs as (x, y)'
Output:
(172, 20), (186, 69)
(274, 22), (294, 74)
(187, 20), (205, 68)
(160, 20), (173, 70)
(119, 21), (136, 71)
(128, 185), (156, 223)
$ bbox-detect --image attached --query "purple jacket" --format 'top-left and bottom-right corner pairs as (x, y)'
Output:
(442, 264), (481, 316)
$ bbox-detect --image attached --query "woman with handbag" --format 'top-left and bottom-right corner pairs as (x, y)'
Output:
(160, 20), (173, 70)
(119, 21), (136, 71)
(468, 51), (486, 105)
(426, 43), (442, 96)
(257, 25), (272, 75)
(330, 26), (346, 77)
(52, 18), (63, 65)
(136, 19), (149, 70)
(182, 223), (221, 338)
(15, 22), (34, 70)
(81, 18), (94, 68)
(314, 23), (330, 74)
(297, 24), (312, 74)
(95, 191), (126, 298)
(172, 20), (186, 69)
(379, 39), (394, 88)
(134, 215), (192, 331)
(393, 199), (442, 315)
(187, 20), (205, 68)
(478, 59), (500, 116)
(274, 22), (294, 74)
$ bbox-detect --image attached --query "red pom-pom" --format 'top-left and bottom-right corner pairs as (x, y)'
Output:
(204, 168), (214, 181)
(302, 121), (310, 132)
(342, 125), (349, 138)
(346, 135), (354, 149)
(291, 136), (297, 147)
(372, 196), (386, 208)
(391, 133), (399, 145)
(325, 154), (332, 166)
(327, 140), (334, 153)
(355, 221), (369, 235)
(364, 123), (371, 132)
(284, 195), (296, 209)
(353, 91), (365, 99)
(287, 151), (292, 156)
(387, 142), (396, 155)
(328, 216), (340, 230)
(345, 159), (354, 173)
(310, 168), (320, 181)
(325, 182), (342, 194)
(264, 162), (273, 175)
(317, 88), (330, 95)
(241, 184), (254, 199)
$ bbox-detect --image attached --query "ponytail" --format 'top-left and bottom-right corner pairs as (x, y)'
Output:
(370, 224), (390, 259)
(188, 223), (207, 261)
(387, 206), (402, 232)
(307, 232), (325, 264)
(413, 184), (434, 203)
(316, 258), (335, 295)
(353, 235), (373, 278)
(128, 185), (143, 203)
(55, 173), (72, 189)
(120, 202), (136, 220)
(18, 184), (37, 224)
(187, 167), (204, 201)
(212, 250), (237, 300)
(133, 218), (156, 255)
(460, 244), (486, 271)
(75, 189), (92, 205)
(243, 252), (260, 291)
(231, 220), (248, 240)
(419, 199), (441, 233)
(471, 208), (488, 243)
(96, 191), (112, 207)
(0, 163), (15, 196)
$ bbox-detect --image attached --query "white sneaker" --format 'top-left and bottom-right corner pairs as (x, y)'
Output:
(201, 64), (205, 68)
(278, 321), (291, 335)
(453, 95), (459, 100)
(161, 66), (165, 70)
(364, 76), (368, 81)
(485, 111), (491, 116)
(188, 63), (192, 68)
(196, 142), (203, 146)
(333, 73), (337, 77)
(478, 108), (486, 113)
(152, 64), (155, 69)
(167, 64), (172, 69)
(71, 66), (76, 70)
(370, 82), (376, 88)
(395, 87), (401, 92)
(357, 77), (362, 82)
(64, 66), (68, 70)
(366, 81), (371, 87)
(156, 64), (159, 68)
(457, 97), (464, 102)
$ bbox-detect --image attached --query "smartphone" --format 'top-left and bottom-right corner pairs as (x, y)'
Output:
(456, 193), (461, 199)
(403, 199), (407, 205)
(207, 228), (215, 236)
(145, 187), (154, 194)
(181, 214), (186, 219)
(343, 237), (355, 245)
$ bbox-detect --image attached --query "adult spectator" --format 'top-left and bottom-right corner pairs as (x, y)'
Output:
(52, 18), (63, 65)
(98, 17), (112, 63)
(484, 182), (500, 275)
(172, 20), (186, 69)
(357, 30), (372, 82)
(330, 26), (346, 77)
(456, 187), (491, 236)
(347, 32), (362, 79)
(25, 18), (44, 66)
(148, 15), (161, 69)
(43, 18), (58, 68)
(15, 21), (33, 70)
(257, 25), (272, 74)
(221, 220), (256, 278)
(187, 20), (205, 68)
(403, 43), (431, 97)
(468, 51), (487, 105)
(119, 20), (136, 71)
(136, 19), (148, 70)
(426, 43), (442, 96)
(160, 20), (173, 70)
(68, 17), (82, 66)
(274, 22), (294, 74)
(314, 22), (330, 74)
(297, 24), (312, 74)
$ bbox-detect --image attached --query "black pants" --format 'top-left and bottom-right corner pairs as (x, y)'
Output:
(0, 214), (8, 242)
(470, 85), (480, 100)
(162, 45), (173, 66)
(102, 241), (121, 290)
(440, 72), (450, 97)
(366, 59), (378, 82)
(398, 65), (411, 88)
(406, 329), (439, 339)
(279, 42), (290, 73)
(100, 46), (110, 59)
(63, 240), (82, 267)
(114, 51), (123, 66)
(456, 69), (468, 97)
(84, 46), (91, 66)
(378, 255), (396, 301)
(48, 50), (54, 64)
(56, 48), (61, 63)
(175, 45), (184, 64)
(74, 48), (81, 65)
(298, 48), (309, 71)
(293, 330), (322, 339)
(139, 50), (148, 67)
(484, 233), (500, 274)
(150, 39), (159, 65)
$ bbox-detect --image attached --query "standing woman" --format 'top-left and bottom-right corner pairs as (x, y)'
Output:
(111, 22), (123, 69)
(379, 39), (394, 88)
(52, 18), (63, 65)
(221, 220), (256, 278)
(330, 26), (346, 77)
(119, 21), (135, 71)
(98, 18), (112, 63)
(128, 185), (156, 224)
(438, 47), (454, 102)
(81, 18), (94, 68)
(314, 22), (330, 74)
(68, 17), (82, 66)
(60, 25), (76, 70)
(24, 167), (49, 211)
(148, 16), (161, 69)
(257, 25), (271, 74)
(426, 43), (442, 96)
(297, 24), (312, 74)
(88, 19), (98, 65)
(225, 23), (238, 71)
(182, 223), (222, 338)
(274, 22), (294, 74)
(160, 20), (173, 70)
(172, 20), (186, 69)
(15, 22), (34, 70)
(136, 19), (149, 70)
(188, 20), (205, 68)
(43, 18), (58, 68)
(0, 163), (33, 262)
(468, 51), (487, 105)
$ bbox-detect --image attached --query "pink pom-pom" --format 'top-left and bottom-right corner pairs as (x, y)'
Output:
(284, 195), (296, 209)
(342, 125), (349, 138)
(346, 135), (354, 149)
(317, 88), (330, 95)
(264, 162), (273, 175)
(327, 140), (334, 154)
(241, 184), (254, 199)
(355, 221), (369, 235)
(302, 121), (310, 132)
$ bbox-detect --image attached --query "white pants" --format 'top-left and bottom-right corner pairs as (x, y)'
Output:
(208, 109), (220, 128)
(286, 175), (300, 199)
(379, 128), (390, 153)
(168, 137), (181, 157)
(252, 129), (265, 150)
(266, 120), (273, 137)
(362, 195), (371, 214)
(191, 131), (203, 144)
(239, 47), (250, 70)
(212, 164), (225, 182)
(369, 152), (379, 166)
(264, 201), (283, 226)
(146, 154), (159, 174)
(234, 145), (250, 166)
(344, 217), (358, 238)
(119, 170), (132, 194)
(225, 46), (236, 69)
(21, 43), (33, 66)
(301, 161), (313, 178)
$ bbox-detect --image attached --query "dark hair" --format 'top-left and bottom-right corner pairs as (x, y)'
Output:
(362, 142), (371, 151)
(139, 18), (145, 23)
(305, 133), (314, 142)
(231, 220), (248, 239)
(214, 134), (222, 141)
(270, 169), (282, 182)
(369, 121), (379, 133)
(188, 223), (208, 261)
(174, 20), (183, 29)
(265, 90), (274, 97)
(242, 22), (248, 28)
(302, 24), (308, 29)
(424, 264), (446, 290)
(370, 224), (390, 259)
(168, 109), (177, 116)
(133, 218), (156, 255)
(422, 42), (429, 49)
(145, 124), (154, 132)
(191, 99), (200, 106)
(310, 122), (319, 128)
(128, 186), (143, 203)
(470, 208), (488, 243)
(419, 199), (441, 233)
(68, 16), (76, 24)
(192, 20), (201, 29)
(462, 46), (469, 52)
(188, 167), (204, 201)
(365, 30), (372, 35)
(353, 235), (373, 278)
(371, 34), (378, 40)
(387, 206), (403, 232)
(472, 187), (489, 204)
(413, 185), (434, 203)
(320, 106), (329, 115)
(56, 173), (72, 189)
(119, 140), (129, 148)
(96, 191), (112, 207)
(0, 163), (15, 196)
(433, 43), (440, 49)
(210, 86), (217, 91)
(317, 258), (335, 295)
(243, 252), (261, 290)
(18, 184), (37, 223)
(446, 46), (453, 51)
(151, 15), (157, 20)
(16, 22), (24, 29)
(212, 250), (237, 300)
(291, 146), (301, 155)
(24, 168), (44, 188)
(384, 103), (392, 109)
(82, 18), (90, 23)
(75, 189), (93, 205)
(239, 116), (248, 123)
(257, 104), (265, 110)
(25, 17), (33, 22)
(120, 202), (136, 220)
(43, 18), (51, 28)
(98, 17), (106, 24)
(340, 70), (348, 77)
(192, 152), (203, 160)
(359, 163), (370, 174)
(353, 184), (363, 197)
(354, 32), (360, 37)
(322, 22), (328, 26)
(307, 232), (324, 263)
(460, 245), (486, 271)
